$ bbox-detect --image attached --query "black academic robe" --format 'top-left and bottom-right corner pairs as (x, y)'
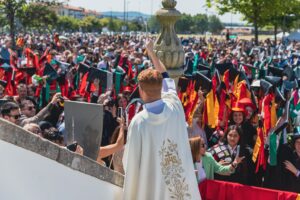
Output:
(264, 144), (300, 193)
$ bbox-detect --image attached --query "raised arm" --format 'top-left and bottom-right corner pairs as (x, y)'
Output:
(145, 39), (167, 74)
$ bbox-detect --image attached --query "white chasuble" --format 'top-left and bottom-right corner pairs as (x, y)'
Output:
(123, 86), (201, 200)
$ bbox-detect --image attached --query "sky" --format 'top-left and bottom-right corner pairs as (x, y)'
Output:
(68, 0), (244, 23)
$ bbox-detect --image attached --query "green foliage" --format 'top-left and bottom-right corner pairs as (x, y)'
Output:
(208, 15), (224, 34)
(191, 14), (208, 33)
(206, 0), (300, 43)
(56, 15), (79, 32)
(79, 16), (102, 32)
(173, 13), (223, 34)
(148, 16), (160, 33)
(175, 13), (194, 33)
(18, 3), (58, 31)
(0, 0), (66, 47)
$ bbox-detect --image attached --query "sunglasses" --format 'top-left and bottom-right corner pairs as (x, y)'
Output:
(10, 114), (21, 120)
(27, 106), (35, 111)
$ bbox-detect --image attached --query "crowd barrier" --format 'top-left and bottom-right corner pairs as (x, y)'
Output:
(199, 180), (300, 200)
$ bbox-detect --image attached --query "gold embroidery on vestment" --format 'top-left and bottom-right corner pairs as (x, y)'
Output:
(159, 139), (191, 199)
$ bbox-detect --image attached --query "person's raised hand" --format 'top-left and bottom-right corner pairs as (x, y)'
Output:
(50, 93), (62, 105)
(284, 160), (298, 176)
(145, 39), (154, 54)
(233, 156), (245, 165)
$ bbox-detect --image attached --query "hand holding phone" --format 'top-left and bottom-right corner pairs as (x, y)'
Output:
(117, 107), (123, 118)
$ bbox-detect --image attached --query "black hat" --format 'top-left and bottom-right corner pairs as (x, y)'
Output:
(18, 67), (36, 76)
(193, 71), (212, 93)
(87, 67), (107, 83)
(265, 76), (282, 87)
(0, 80), (7, 88)
(44, 63), (58, 81)
(215, 63), (233, 75)
(196, 70), (210, 78)
(215, 63), (239, 82)
(78, 62), (90, 74)
(260, 79), (273, 95)
(275, 87), (286, 103)
(268, 65), (283, 77)
(197, 63), (210, 72)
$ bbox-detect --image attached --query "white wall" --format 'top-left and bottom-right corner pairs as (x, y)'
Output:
(0, 140), (123, 200)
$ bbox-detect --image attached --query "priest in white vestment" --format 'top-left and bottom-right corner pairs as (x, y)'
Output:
(122, 40), (201, 200)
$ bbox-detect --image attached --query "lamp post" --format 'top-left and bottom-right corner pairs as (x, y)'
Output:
(123, 0), (126, 23)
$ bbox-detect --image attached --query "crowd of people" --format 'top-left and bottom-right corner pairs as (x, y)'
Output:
(0, 32), (299, 194)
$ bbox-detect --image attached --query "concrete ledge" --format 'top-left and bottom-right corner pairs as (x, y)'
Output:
(0, 118), (124, 188)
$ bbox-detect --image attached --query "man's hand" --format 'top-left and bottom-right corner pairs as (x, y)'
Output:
(145, 39), (154, 54)
(145, 39), (167, 73)
(50, 93), (62, 105)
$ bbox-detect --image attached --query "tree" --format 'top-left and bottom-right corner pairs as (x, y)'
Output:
(208, 15), (224, 34)
(148, 16), (160, 33)
(192, 14), (208, 34)
(107, 17), (116, 31)
(264, 0), (300, 43)
(18, 3), (58, 32)
(56, 16), (79, 32)
(175, 13), (193, 34)
(206, 0), (271, 44)
(0, 0), (66, 48)
(79, 16), (102, 32)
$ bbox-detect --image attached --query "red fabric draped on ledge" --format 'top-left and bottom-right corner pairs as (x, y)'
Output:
(199, 180), (300, 200)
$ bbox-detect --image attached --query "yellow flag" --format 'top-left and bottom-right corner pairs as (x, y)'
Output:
(206, 90), (216, 128)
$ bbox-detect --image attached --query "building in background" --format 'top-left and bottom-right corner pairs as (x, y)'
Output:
(54, 5), (102, 19)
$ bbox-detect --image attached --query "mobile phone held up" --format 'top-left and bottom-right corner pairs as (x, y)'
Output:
(117, 107), (123, 119)
(67, 142), (78, 152)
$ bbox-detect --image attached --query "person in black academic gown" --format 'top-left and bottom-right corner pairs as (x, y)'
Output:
(264, 128), (300, 193)
(281, 129), (300, 193)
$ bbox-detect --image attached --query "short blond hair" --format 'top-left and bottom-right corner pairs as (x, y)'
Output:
(138, 69), (162, 96)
